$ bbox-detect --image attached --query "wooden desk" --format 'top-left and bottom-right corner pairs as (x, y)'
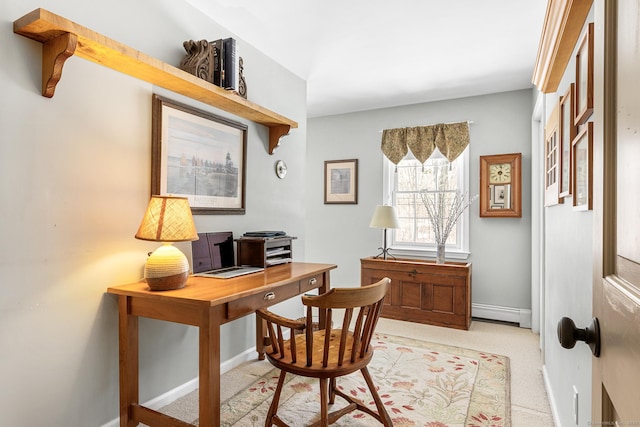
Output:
(107, 262), (336, 427)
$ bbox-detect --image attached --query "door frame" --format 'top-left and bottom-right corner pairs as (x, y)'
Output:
(591, 0), (617, 422)
(531, 93), (546, 347)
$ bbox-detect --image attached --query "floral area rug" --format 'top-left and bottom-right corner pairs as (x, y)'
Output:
(217, 333), (510, 427)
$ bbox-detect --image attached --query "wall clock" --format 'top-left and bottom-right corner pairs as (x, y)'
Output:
(489, 163), (512, 183)
(479, 153), (522, 218)
(275, 160), (287, 179)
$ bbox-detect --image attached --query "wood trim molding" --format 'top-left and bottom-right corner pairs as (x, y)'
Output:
(532, 0), (593, 93)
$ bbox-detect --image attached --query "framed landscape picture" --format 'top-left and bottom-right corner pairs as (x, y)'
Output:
(324, 159), (358, 204)
(152, 94), (247, 214)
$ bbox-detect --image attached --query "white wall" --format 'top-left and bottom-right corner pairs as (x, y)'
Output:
(0, 0), (306, 425)
(540, 8), (595, 427)
(305, 90), (533, 315)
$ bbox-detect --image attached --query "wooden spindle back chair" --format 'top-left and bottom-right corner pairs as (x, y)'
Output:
(256, 277), (392, 427)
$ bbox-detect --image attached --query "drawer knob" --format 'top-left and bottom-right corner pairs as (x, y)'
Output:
(309, 277), (317, 286)
(264, 292), (276, 301)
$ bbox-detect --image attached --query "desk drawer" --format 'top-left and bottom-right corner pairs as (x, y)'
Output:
(226, 281), (300, 320)
(299, 274), (324, 293)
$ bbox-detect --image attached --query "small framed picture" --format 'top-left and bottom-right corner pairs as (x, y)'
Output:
(575, 23), (594, 126)
(572, 122), (593, 211)
(492, 184), (510, 208)
(152, 94), (247, 214)
(559, 84), (576, 198)
(324, 159), (358, 204)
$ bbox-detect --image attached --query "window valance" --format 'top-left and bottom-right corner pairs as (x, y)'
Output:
(381, 121), (470, 169)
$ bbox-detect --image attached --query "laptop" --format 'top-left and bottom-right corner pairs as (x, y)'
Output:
(192, 231), (264, 279)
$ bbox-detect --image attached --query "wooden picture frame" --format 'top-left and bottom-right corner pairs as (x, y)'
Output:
(152, 94), (247, 214)
(479, 153), (522, 217)
(572, 122), (593, 211)
(574, 23), (594, 126)
(559, 84), (577, 198)
(324, 159), (358, 204)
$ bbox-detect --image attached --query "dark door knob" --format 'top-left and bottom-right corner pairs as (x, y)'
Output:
(557, 317), (601, 357)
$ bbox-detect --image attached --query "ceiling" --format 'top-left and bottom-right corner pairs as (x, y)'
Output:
(184, 0), (548, 118)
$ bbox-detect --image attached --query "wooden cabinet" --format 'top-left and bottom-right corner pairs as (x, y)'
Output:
(361, 257), (471, 330)
(237, 236), (295, 268)
(13, 8), (297, 154)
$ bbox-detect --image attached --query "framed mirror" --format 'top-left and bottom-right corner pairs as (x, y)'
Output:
(479, 153), (522, 218)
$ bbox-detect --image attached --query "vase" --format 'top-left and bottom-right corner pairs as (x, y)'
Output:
(436, 243), (446, 264)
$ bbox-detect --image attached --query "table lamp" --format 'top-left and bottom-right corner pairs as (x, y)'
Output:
(135, 195), (198, 291)
(369, 205), (400, 260)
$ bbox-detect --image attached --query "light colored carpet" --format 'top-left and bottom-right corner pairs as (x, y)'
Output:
(217, 333), (509, 426)
(376, 318), (555, 427)
(155, 319), (548, 426)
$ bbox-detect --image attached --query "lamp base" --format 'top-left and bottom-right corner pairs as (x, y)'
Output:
(373, 247), (396, 260)
(146, 271), (189, 291)
(144, 243), (190, 291)
(373, 227), (396, 260)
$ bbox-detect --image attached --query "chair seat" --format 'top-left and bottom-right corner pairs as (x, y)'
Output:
(265, 329), (373, 378)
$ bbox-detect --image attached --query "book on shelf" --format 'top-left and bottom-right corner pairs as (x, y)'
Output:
(210, 37), (238, 91)
(211, 39), (224, 87)
(222, 37), (238, 90)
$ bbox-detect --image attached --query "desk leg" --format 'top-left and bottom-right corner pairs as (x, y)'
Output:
(198, 306), (223, 427)
(256, 315), (266, 360)
(118, 296), (138, 427)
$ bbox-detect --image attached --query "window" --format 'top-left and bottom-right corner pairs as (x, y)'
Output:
(382, 148), (470, 259)
(544, 100), (561, 206)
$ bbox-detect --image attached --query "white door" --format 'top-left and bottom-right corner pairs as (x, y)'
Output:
(592, 0), (640, 423)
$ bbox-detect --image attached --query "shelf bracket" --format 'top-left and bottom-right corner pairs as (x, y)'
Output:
(42, 32), (78, 98)
(268, 125), (291, 154)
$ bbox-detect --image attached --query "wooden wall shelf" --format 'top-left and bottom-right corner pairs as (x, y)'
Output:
(13, 8), (297, 154)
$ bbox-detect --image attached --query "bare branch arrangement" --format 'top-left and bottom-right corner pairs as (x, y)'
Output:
(420, 190), (478, 245)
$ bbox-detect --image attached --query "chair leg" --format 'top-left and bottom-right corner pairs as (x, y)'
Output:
(361, 367), (393, 427)
(319, 377), (329, 427)
(328, 377), (336, 404)
(265, 370), (287, 427)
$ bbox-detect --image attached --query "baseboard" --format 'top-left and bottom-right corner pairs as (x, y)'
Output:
(472, 303), (532, 328)
(100, 346), (258, 427)
(542, 364), (563, 427)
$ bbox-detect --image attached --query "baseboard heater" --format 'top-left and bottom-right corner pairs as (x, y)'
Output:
(472, 303), (532, 328)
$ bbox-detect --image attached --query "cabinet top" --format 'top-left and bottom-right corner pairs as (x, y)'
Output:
(361, 256), (471, 269)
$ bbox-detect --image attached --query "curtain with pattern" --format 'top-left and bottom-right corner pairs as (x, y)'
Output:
(380, 121), (470, 169)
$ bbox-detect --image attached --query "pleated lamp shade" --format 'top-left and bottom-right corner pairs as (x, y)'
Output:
(135, 196), (198, 291)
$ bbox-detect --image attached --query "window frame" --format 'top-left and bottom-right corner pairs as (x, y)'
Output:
(382, 148), (471, 260)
